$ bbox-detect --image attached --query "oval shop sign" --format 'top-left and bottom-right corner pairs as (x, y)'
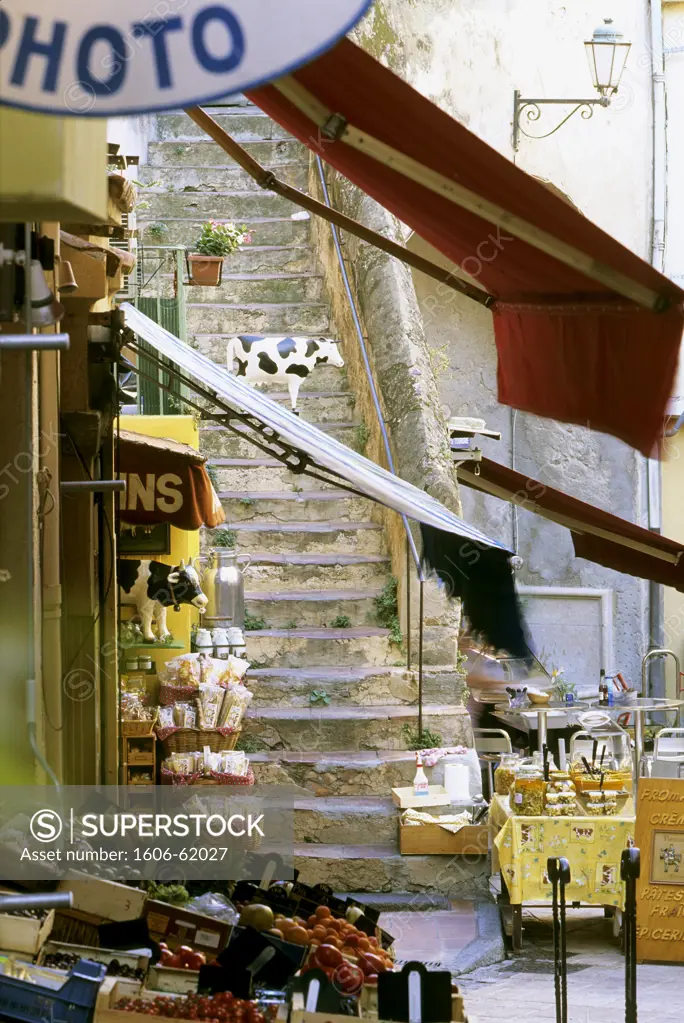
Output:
(0, 0), (374, 116)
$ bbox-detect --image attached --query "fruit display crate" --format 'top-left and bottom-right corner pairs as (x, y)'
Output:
(37, 940), (150, 979)
(0, 905), (55, 955)
(0, 956), (106, 1023)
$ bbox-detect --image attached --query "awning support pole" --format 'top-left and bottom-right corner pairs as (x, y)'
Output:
(184, 106), (493, 309)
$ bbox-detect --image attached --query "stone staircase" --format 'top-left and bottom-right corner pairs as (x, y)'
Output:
(139, 103), (475, 894)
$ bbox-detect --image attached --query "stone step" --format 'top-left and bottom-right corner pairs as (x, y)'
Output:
(245, 587), (382, 628)
(246, 666), (460, 707)
(294, 796), (398, 845)
(214, 460), (343, 493)
(205, 388), (355, 423)
(251, 750), (423, 794)
(185, 272), (325, 306)
(293, 844), (486, 894)
(148, 138), (307, 168)
(217, 521), (385, 553)
(140, 189), (302, 222)
(243, 553), (390, 591)
(141, 244), (315, 275)
(215, 494), (376, 525)
(242, 703), (470, 751)
(187, 301), (330, 335)
(139, 217), (310, 248)
(243, 627), (396, 668)
(200, 419), (356, 459)
(157, 111), (293, 141)
(137, 162), (309, 192)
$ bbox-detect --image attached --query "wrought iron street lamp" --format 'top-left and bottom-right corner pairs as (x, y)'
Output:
(513, 19), (631, 151)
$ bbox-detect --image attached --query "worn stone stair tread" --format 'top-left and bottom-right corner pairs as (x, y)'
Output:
(246, 587), (382, 601)
(295, 842), (399, 858)
(202, 421), (355, 435)
(250, 749), (419, 765)
(225, 520), (381, 531)
(244, 627), (390, 639)
(220, 272), (323, 281)
(249, 666), (406, 681)
(245, 553), (388, 564)
(294, 796), (395, 813)
(219, 490), (359, 501)
(188, 301), (329, 311)
(248, 702), (463, 719)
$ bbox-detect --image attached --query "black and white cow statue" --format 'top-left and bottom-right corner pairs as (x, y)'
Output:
(226, 334), (345, 414)
(118, 559), (208, 643)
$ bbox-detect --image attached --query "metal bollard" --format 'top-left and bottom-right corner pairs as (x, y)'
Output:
(548, 856), (571, 1023)
(621, 847), (641, 1023)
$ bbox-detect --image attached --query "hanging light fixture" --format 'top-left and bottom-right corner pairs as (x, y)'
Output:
(585, 19), (632, 98)
(513, 18), (632, 150)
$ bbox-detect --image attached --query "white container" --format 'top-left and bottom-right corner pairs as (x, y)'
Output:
(195, 629), (213, 654)
(444, 764), (471, 803)
(212, 627), (230, 659)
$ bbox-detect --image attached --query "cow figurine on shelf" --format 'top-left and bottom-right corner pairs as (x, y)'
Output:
(226, 334), (345, 415)
(118, 558), (208, 643)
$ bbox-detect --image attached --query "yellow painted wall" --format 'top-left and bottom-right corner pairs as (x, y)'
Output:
(119, 415), (202, 672)
(0, 109), (107, 222)
(662, 428), (684, 698)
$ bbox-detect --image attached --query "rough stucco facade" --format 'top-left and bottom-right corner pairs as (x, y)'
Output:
(348, 0), (664, 687)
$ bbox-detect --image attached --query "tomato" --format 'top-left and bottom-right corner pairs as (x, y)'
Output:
(364, 973), (379, 985)
(314, 943), (343, 968)
(358, 952), (387, 975)
(185, 952), (206, 971)
(333, 962), (364, 995)
(344, 933), (359, 948)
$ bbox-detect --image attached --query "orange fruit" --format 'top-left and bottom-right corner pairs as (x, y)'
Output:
(312, 925), (327, 941)
(288, 926), (309, 945)
(357, 937), (370, 952)
(345, 933), (360, 948)
(308, 915), (318, 928)
(315, 906), (331, 920)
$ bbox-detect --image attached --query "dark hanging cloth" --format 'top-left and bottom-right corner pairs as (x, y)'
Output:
(420, 522), (530, 658)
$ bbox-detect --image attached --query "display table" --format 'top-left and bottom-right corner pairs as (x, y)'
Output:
(490, 793), (635, 948)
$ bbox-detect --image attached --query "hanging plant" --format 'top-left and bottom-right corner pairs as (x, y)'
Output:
(187, 219), (253, 286)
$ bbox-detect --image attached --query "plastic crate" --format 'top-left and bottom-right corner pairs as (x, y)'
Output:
(0, 956), (106, 1023)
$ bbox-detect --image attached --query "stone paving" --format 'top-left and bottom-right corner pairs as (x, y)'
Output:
(380, 903), (683, 1022)
(460, 908), (682, 1022)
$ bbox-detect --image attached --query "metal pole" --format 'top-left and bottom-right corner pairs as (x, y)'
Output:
(418, 580), (424, 739)
(406, 537), (412, 672)
(621, 847), (640, 1023)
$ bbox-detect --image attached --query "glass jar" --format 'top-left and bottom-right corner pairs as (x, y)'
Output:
(512, 765), (546, 815)
(494, 753), (521, 796)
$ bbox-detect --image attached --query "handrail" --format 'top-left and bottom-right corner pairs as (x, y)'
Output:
(315, 156), (426, 734)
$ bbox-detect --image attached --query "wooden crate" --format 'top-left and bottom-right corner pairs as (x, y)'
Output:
(145, 899), (232, 957)
(57, 878), (147, 922)
(38, 939), (149, 976)
(0, 907), (54, 955)
(391, 785), (452, 809)
(399, 822), (489, 856)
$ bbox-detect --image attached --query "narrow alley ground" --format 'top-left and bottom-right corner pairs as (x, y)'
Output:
(380, 903), (682, 1022)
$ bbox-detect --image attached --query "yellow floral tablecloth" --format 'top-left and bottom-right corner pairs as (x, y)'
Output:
(491, 794), (635, 908)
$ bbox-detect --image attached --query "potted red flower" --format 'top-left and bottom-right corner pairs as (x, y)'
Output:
(187, 219), (253, 286)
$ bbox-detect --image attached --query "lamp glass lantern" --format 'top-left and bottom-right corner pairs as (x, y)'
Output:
(585, 19), (631, 98)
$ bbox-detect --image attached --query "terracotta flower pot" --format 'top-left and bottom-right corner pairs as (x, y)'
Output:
(188, 253), (224, 286)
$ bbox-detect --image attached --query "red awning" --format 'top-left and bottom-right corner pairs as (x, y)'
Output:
(458, 456), (684, 591)
(248, 39), (684, 457)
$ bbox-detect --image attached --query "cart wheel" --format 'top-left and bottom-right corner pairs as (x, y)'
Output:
(511, 905), (523, 951)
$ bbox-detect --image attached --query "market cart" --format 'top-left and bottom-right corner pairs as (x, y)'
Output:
(490, 792), (635, 949)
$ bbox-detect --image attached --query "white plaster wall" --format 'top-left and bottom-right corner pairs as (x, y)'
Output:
(664, 2), (684, 411)
(355, 1), (659, 686)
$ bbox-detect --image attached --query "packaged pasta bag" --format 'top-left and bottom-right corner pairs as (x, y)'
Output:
(173, 702), (197, 728)
(217, 684), (253, 728)
(160, 653), (202, 686)
(197, 685), (225, 729)
(217, 655), (250, 686)
(158, 705), (175, 728)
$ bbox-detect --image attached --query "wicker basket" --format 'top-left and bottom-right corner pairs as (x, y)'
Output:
(161, 766), (254, 786)
(159, 681), (201, 706)
(157, 726), (241, 755)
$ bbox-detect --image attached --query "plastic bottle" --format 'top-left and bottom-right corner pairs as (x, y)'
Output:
(413, 753), (429, 797)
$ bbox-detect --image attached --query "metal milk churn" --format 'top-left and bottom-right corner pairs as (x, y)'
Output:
(200, 550), (251, 629)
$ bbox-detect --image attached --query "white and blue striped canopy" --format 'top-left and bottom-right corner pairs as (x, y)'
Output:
(122, 303), (509, 555)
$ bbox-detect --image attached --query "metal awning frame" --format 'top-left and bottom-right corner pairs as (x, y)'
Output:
(122, 335), (372, 502)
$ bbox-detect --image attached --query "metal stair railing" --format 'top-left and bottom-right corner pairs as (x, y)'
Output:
(314, 155), (427, 735)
